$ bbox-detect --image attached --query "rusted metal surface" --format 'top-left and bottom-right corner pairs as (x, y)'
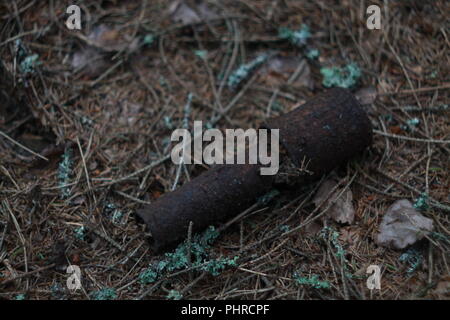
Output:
(137, 164), (273, 252)
(264, 87), (372, 178)
(137, 88), (372, 252)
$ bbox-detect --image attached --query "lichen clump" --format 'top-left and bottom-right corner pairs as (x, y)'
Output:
(227, 54), (268, 89)
(320, 63), (361, 88)
(91, 288), (117, 300)
(139, 226), (238, 284)
(278, 24), (311, 47)
(58, 148), (73, 199)
(293, 273), (330, 289)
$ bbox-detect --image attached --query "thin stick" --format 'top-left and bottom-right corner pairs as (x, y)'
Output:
(373, 130), (450, 144)
(378, 83), (450, 96)
(0, 130), (49, 161)
(2, 200), (28, 290)
(97, 154), (171, 188)
(76, 137), (92, 193)
(0, 264), (55, 287)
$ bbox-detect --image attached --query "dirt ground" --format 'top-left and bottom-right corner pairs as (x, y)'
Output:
(0, 0), (449, 300)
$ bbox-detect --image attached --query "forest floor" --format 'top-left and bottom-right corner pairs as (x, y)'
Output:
(0, 0), (449, 300)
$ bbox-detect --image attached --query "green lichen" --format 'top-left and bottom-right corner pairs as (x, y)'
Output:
(278, 25), (311, 47)
(51, 283), (66, 300)
(91, 288), (117, 300)
(306, 48), (319, 60)
(166, 290), (183, 300)
(383, 114), (394, 123)
(20, 54), (42, 75)
(15, 39), (42, 75)
(143, 34), (155, 46)
(163, 116), (174, 129)
(227, 54), (268, 89)
(104, 202), (123, 224)
(139, 226), (238, 284)
(431, 232), (450, 244)
(319, 226), (346, 259)
(402, 117), (420, 131)
(293, 273), (330, 289)
(194, 50), (208, 59)
(58, 148), (73, 199)
(74, 226), (86, 241)
(139, 267), (159, 285)
(15, 39), (27, 59)
(399, 248), (422, 274)
(15, 293), (26, 300)
(111, 210), (123, 224)
(406, 118), (420, 127)
(166, 225), (220, 270)
(413, 193), (429, 211)
(201, 256), (239, 276)
(320, 63), (361, 88)
(257, 189), (280, 205)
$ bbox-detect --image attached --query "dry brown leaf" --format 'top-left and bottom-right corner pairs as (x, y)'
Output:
(375, 199), (434, 249)
(431, 276), (450, 297)
(339, 226), (360, 245)
(313, 177), (355, 224)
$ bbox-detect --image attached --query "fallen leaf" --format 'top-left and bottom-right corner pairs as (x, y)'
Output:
(355, 86), (377, 105)
(313, 177), (355, 224)
(71, 47), (109, 78)
(339, 226), (360, 245)
(303, 221), (322, 236)
(410, 65), (423, 75)
(375, 199), (434, 249)
(259, 56), (313, 89)
(71, 253), (81, 265)
(431, 276), (450, 297)
(169, 0), (217, 24)
(86, 24), (139, 52)
(71, 24), (140, 78)
(389, 125), (402, 134)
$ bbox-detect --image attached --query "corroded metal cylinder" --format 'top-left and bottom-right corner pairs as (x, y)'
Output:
(137, 164), (273, 251)
(264, 88), (372, 177)
(137, 88), (372, 252)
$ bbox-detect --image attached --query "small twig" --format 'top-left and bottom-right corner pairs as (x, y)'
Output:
(76, 137), (93, 193)
(2, 200), (28, 290)
(97, 154), (171, 188)
(114, 190), (152, 205)
(0, 264), (55, 287)
(373, 130), (450, 144)
(187, 221), (193, 282)
(0, 130), (48, 161)
(377, 169), (450, 212)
